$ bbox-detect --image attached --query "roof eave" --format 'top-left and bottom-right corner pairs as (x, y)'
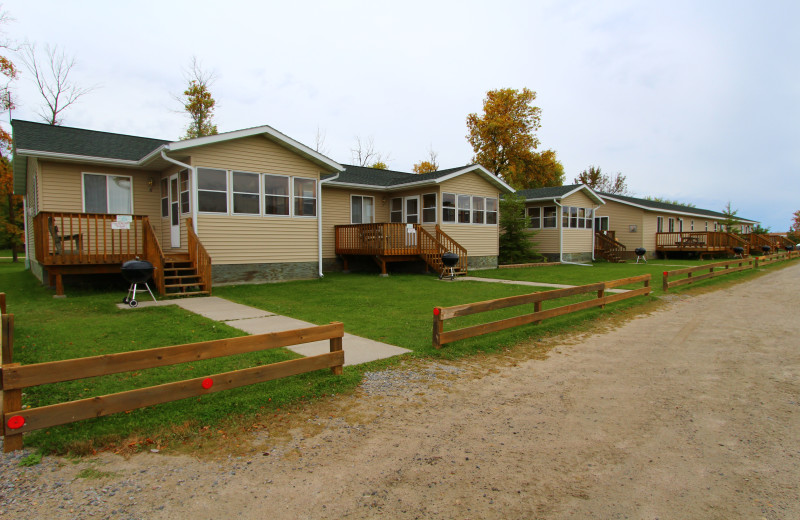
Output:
(14, 149), (142, 168)
(601, 194), (758, 222)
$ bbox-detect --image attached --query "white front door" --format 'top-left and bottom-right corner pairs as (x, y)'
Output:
(169, 173), (180, 248)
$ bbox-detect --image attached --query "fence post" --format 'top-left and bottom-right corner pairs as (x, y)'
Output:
(1, 314), (12, 364)
(2, 362), (23, 452)
(533, 301), (542, 324)
(662, 271), (669, 292)
(0, 293), (5, 315)
(329, 325), (343, 376)
(432, 308), (443, 349)
(754, 256), (759, 268)
(598, 285), (606, 309)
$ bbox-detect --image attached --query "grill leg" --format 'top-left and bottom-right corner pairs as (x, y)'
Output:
(143, 283), (156, 302)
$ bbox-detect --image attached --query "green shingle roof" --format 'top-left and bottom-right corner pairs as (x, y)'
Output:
(516, 184), (585, 200)
(11, 120), (169, 162)
(597, 191), (757, 222)
(324, 164), (480, 187)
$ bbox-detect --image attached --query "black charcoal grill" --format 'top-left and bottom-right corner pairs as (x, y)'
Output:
(761, 245), (771, 255)
(732, 246), (744, 258)
(439, 252), (460, 281)
(634, 247), (647, 264)
(121, 259), (156, 307)
(787, 244), (795, 251)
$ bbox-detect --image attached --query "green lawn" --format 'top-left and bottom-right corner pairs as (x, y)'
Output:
(0, 253), (793, 455)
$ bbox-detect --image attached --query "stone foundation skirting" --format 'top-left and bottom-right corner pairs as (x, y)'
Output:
(541, 252), (594, 263)
(467, 255), (498, 270)
(212, 262), (319, 285)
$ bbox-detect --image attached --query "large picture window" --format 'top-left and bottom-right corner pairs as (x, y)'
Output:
(543, 206), (557, 228)
(561, 206), (594, 229)
(422, 193), (437, 224)
(83, 173), (132, 214)
(351, 195), (375, 224)
(232, 171), (260, 215)
(197, 167), (228, 213)
(293, 178), (317, 217)
(527, 207), (541, 228)
(442, 193), (456, 223)
(263, 174), (290, 216)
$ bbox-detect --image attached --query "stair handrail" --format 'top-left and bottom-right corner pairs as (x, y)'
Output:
(595, 231), (626, 252)
(435, 225), (468, 274)
(185, 218), (212, 295)
(142, 217), (166, 295)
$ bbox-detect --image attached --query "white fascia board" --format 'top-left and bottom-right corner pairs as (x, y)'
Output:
(433, 165), (515, 193)
(165, 126), (344, 172)
(15, 149), (142, 167)
(560, 184), (605, 205)
(601, 195), (758, 223)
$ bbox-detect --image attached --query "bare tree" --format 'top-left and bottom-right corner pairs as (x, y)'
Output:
(351, 135), (390, 168)
(20, 42), (94, 125)
(314, 126), (329, 156)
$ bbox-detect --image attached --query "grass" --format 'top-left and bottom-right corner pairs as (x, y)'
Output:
(0, 253), (794, 455)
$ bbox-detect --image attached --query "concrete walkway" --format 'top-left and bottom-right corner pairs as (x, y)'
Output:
(118, 296), (410, 366)
(461, 276), (629, 293)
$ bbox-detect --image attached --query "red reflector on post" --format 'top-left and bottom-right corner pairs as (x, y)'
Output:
(201, 378), (214, 389)
(433, 308), (440, 316)
(663, 272), (667, 276)
(7, 415), (24, 430)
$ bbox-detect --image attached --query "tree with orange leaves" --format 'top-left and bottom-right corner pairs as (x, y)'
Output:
(0, 6), (22, 261)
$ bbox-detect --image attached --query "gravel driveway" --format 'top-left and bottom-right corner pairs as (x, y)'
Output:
(2, 262), (799, 519)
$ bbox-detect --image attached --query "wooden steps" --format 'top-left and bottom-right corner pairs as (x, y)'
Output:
(163, 253), (209, 298)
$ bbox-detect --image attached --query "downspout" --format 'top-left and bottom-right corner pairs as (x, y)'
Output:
(317, 172), (340, 278)
(591, 206), (596, 261)
(160, 150), (197, 234)
(555, 199), (592, 267)
(22, 196), (29, 269)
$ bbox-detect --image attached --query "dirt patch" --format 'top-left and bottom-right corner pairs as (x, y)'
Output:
(2, 264), (799, 519)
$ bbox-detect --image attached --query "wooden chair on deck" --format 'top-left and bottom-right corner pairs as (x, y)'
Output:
(47, 217), (83, 254)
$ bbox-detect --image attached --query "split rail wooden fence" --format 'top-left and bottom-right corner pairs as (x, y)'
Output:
(0, 306), (344, 452)
(432, 275), (652, 348)
(662, 251), (799, 292)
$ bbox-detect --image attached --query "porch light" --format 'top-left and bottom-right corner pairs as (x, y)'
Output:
(147, 177), (154, 191)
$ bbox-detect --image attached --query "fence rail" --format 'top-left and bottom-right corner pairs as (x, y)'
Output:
(432, 275), (652, 348)
(0, 321), (344, 452)
(662, 251), (799, 291)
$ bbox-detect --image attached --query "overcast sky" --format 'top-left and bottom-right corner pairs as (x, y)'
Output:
(3, 0), (798, 230)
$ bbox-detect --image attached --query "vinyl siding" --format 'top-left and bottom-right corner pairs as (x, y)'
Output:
(26, 158), (39, 262)
(595, 200), (646, 250)
(438, 173), (500, 257)
(561, 191), (599, 253)
(561, 190), (596, 208)
(187, 135), (323, 178)
(523, 202), (560, 254)
(197, 215), (318, 264)
(321, 187), (388, 259)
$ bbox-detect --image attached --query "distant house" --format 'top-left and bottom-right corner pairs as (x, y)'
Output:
(516, 184), (605, 263)
(594, 192), (759, 259)
(11, 120), (512, 295)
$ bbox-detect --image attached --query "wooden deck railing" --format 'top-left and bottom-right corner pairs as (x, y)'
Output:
(142, 217), (166, 295)
(655, 231), (743, 251)
(432, 275), (652, 348)
(744, 233), (775, 253)
(186, 217), (212, 294)
(436, 225), (468, 273)
(335, 223), (425, 256)
(0, 322), (344, 452)
(769, 234), (795, 250)
(595, 231), (627, 259)
(33, 212), (151, 265)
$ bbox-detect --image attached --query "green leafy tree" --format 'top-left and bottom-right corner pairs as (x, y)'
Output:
(719, 201), (741, 233)
(0, 8), (22, 261)
(788, 210), (800, 243)
(180, 57), (218, 139)
(468, 87), (562, 190)
(574, 166), (629, 194)
(412, 147), (439, 174)
(498, 193), (539, 264)
(370, 161), (388, 170)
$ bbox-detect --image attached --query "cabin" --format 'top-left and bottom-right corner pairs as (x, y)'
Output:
(11, 120), (511, 295)
(593, 193), (761, 260)
(516, 185), (605, 263)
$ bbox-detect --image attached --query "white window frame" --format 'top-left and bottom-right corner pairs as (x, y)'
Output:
(231, 170), (261, 216)
(197, 167), (229, 215)
(457, 194), (471, 224)
(160, 177), (169, 218)
(657, 216), (664, 233)
(404, 195), (420, 224)
(390, 197), (403, 223)
(486, 197), (498, 225)
(472, 196), (485, 225)
(293, 177), (317, 218)
(595, 215), (609, 231)
(422, 193), (437, 224)
(543, 206), (557, 229)
(442, 193), (456, 223)
(81, 172), (134, 214)
(668, 217), (675, 232)
(705, 221), (709, 231)
(350, 194), (375, 224)
(690, 220), (694, 231)
(527, 207), (541, 229)
(262, 173), (291, 217)
(179, 169), (191, 215)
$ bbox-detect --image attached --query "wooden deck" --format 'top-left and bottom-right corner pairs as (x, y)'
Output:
(655, 232), (749, 258)
(334, 223), (468, 276)
(32, 212), (211, 297)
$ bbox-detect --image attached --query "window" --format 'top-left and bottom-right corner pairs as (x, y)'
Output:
(691, 220), (694, 231)
(668, 218), (675, 232)
(390, 198), (403, 223)
(232, 171), (260, 215)
(457, 195), (471, 223)
(562, 206), (569, 228)
(560, 206), (593, 229)
(486, 198), (498, 225)
(705, 221), (708, 231)
(714, 222), (718, 231)
(405, 197), (419, 224)
(422, 193), (437, 223)
(543, 206), (557, 228)
(578, 208), (586, 229)
(180, 170), (190, 214)
(595, 216), (609, 231)
(160, 178), (168, 218)
(197, 167), (228, 213)
(263, 174), (290, 216)
(657, 216), (664, 233)
(472, 196), (485, 224)
(351, 195), (374, 224)
(442, 193), (456, 223)
(586, 208), (593, 229)
(527, 207), (541, 228)
(293, 178), (317, 217)
(83, 173), (132, 214)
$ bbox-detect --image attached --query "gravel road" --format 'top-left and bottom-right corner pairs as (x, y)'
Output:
(2, 262), (799, 519)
